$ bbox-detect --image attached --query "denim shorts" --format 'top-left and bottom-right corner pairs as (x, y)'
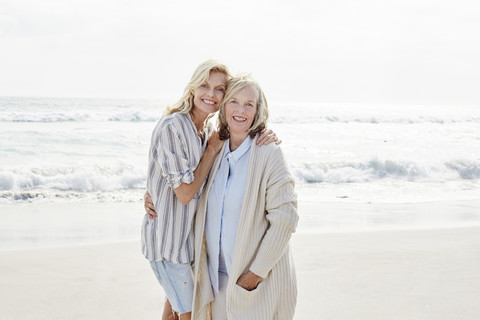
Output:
(149, 260), (194, 314)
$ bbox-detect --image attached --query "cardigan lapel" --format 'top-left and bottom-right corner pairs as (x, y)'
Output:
(192, 141), (227, 318)
(204, 141), (227, 198)
(194, 140), (227, 267)
(229, 136), (260, 280)
(195, 139), (226, 250)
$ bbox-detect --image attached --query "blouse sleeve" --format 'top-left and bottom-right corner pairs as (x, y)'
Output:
(156, 121), (195, 190)
(249, 147), (299, 278)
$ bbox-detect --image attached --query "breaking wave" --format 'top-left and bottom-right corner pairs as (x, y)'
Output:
(291, 159), (480, 183)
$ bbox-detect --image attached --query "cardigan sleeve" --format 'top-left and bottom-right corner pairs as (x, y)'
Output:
(248, 147), (299, 279)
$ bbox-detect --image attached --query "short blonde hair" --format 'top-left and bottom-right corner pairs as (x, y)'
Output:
(166, 60), (231, 117)
(218, 75), (269, 140)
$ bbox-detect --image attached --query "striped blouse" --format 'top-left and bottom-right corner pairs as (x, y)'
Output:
(141, 112), (211, 264)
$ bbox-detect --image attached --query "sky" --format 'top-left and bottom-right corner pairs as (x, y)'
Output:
(1, 0), (480, 105)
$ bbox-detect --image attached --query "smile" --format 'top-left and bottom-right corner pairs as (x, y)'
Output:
(202, 99), (216, 105)
(233, 116), (247, 122)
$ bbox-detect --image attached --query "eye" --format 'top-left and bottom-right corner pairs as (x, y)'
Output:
(216, 87), (225, 93)
(230, 99), (237, 104)
(247, 103), (255, 108)
(200, 83), (208, 88)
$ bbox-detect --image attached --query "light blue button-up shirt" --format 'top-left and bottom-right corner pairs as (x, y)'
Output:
(205, 136), (252, 294)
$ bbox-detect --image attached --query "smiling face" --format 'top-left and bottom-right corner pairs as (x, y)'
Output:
(192, 71), (227, 117)
(224, 85), (259, 140)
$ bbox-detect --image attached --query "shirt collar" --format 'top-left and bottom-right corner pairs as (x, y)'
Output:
(224, 136), (252, 162)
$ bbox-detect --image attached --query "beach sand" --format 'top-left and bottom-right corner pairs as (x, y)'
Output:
(1, 223), (479, 319)
(293, 228), (480, 320)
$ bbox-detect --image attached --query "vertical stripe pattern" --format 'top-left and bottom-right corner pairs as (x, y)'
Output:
(141, 112), (210, 263)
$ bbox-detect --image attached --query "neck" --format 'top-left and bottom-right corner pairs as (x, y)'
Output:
(190, 108), (208, 132)
(229, 133), (249, 151)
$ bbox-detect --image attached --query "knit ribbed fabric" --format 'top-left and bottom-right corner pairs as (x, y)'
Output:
(192, 135), (298, 320)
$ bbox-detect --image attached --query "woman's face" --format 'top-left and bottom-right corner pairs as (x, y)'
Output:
(224, 85), (258, 138)
(192, 71), (227, 116)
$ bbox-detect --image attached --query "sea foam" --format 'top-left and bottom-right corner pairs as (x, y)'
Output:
(1, 97), (479, 203)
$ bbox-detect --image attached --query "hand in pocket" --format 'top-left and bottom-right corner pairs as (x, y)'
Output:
(236, 270), (262, 291)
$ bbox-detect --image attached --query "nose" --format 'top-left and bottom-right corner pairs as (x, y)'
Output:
(237, 103), (247, 113)
(207, 88), (216, 97)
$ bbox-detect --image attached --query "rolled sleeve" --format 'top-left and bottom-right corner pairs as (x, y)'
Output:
(157, 122), (196, 190)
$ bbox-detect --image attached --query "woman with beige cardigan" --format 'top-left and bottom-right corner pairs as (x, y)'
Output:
(192, 75), (298, 320)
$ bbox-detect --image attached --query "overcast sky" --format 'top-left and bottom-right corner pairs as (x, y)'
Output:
(1, 0), (479, 105)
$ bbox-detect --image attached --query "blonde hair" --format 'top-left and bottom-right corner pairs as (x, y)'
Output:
(218, 75), (269, 140)
(165, 60), (231, 125)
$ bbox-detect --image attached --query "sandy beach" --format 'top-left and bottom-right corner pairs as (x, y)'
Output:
(1, 219), (479, 319)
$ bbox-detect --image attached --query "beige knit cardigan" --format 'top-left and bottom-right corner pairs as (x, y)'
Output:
(192, 136), (299, 320)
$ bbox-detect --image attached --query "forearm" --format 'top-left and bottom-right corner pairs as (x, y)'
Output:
(250, 178), (298, 278)
(174, 146), (217, 205)
(249, 205), (296, 278)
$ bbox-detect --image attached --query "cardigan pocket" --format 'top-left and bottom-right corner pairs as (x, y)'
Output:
(231, 279), (277, 319)
(232, 279), (266, 306)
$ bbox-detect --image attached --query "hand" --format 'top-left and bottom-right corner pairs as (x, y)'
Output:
(144, 191), (158, 219)
(257, 128), (282, 146)
(236, 270), (262, 291)
(207, 130), (224, 155)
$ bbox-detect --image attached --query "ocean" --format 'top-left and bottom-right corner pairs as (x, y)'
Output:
(1, 96), (480, 238)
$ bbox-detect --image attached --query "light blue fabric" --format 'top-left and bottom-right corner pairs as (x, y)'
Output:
(149, 260), (194, 314)
(206, 137), (253, 294)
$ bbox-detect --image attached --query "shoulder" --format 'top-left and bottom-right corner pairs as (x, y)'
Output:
(251, 139), (293, 186)
(251, 137), (288, 172)
(252, 136), (283, 158)
(154, 112), (190, 135)
(161, 112), (189, 128)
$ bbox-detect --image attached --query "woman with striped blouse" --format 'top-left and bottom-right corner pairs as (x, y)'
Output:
(142, 61), (278, 320)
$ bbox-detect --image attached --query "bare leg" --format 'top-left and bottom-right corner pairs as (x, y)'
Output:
(162, 299), (179, 320)
(179, 312), (192, 320)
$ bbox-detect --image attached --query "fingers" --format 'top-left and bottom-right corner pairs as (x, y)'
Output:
(236, 274), (247, 288)
(144, 190), (157, 219)
(146, 203), (157, 214)
(236, 273), (259, 291)
(145, 197), (154, 208)
(146, 207), (158, 219)
(257, 128), (279, 146)
(256, 129), (270, 145)
(257, 134), (277, 146)
(145, 191), (152, 201)
(146, 211), (157, 219)
(144, 198), (154, 211)
(256, 135), (266, 145)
